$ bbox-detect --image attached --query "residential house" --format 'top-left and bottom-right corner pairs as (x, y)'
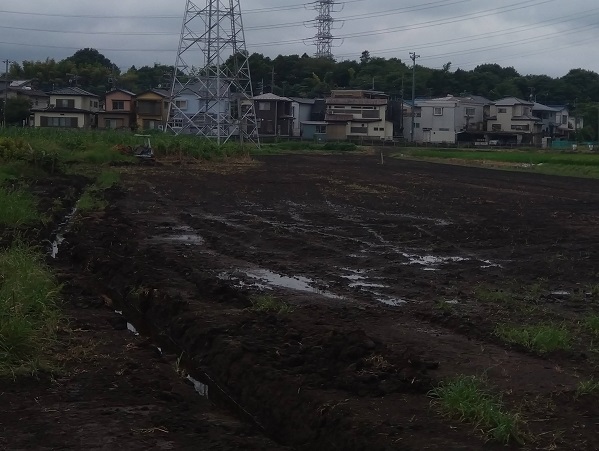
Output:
(32, 87), (99, 129)
(135, 89), (170, 131)
(168, 79), (231, 135)
(0, 80), (50, 110)
(486, 97), (542, 145)
(325, 90), (393, 141)
(547, 104), (583, 138)
(406, 95), (489, 144)
(98, 88), (136, 130)
(253, 93), (293, 136)
(289, 97), (315, 137)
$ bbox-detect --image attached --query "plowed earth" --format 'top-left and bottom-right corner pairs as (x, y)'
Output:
(2, 154), (599, 450)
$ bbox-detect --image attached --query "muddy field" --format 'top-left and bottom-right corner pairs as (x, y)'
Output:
(3, 153), (599, 450)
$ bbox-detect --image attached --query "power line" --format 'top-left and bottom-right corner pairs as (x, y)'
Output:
(334, 7), (599, 58)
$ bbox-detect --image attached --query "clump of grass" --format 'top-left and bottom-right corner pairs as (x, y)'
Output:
(76, 190), (107, 212)
(250, 294), (293, 314)
(584, 315), (599, 337)
(474, 285), (512, 303)
(430, 375), (523, 444)
(576, 378), (599, 397)
(0, 187), (39, 226)
(95, 170), (120, 189)
(495, 323), (571, 353)
(0, 242), (61, 374)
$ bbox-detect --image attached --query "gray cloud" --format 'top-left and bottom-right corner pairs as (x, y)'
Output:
(1, 0), (598, 77)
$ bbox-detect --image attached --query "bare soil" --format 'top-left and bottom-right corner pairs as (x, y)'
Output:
(2, 154), (599, 450)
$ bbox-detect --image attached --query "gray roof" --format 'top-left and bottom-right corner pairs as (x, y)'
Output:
(51, 87), (99, 97)
(290, 97), (316, 105)
(532, 102), (559, 112)
(494, 97), (533, 106)
(253, 93), (292, 102)
(107, 88), (136, 97)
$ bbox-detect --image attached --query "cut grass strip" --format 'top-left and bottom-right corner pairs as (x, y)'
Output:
(0, 187), (39, 226)
(430, 375), (523, 444)
(0, 242), (60, 374)
(495, 323), (571, 353)
(76, 170), (120, 213)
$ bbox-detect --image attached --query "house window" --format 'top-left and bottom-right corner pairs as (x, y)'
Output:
(316, 125), (326, 133)
(171, 118), (183, 128)
(498, 108), (507, 113)
(175, 100), (188, 110)
(112, 100), (125, 110)
(56, 99), (75, 108)
(105, 118), (124, 129)
(562, 115), (568, 124)
(465, 108), (475, 116)
(439, 128), (450, 131)
(41, 116), (78, 128)
(415, 123), (420, 128)
(433, 107), (443, 116)
(511, 124), (530, 131)
(492, 124), (502, 131)
(259, 102), (271, 111)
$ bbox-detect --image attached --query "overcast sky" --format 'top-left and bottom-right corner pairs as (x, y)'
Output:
(1, 0), (598, 78)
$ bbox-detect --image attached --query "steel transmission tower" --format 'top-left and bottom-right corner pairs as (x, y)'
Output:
(312, 0), (342, 59)
(168, 0), (258, 145)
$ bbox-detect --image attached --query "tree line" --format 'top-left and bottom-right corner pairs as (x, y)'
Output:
(3, 48), (599, 138)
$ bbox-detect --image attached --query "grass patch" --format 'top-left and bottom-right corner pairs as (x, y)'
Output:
(76, 170), (120, 213)
(250, 294), (293, 314)
(584, 315), (599, 337)
(474, 285), (512, 303)
(576, 378), (599, 397)
(430, 375), (523, 444)
(394, 149), (599, 179)
(495, 323), (571, 353)
(0, 128), (250, 165)
(0, 186), (39, 226)
(76, 190), (107, 212)
(0, 242), (61, 374)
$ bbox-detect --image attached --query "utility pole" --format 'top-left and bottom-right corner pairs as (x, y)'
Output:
(271, 67), (275, 93)
(410, 52), (420, 142)
(2, 59), (12, 129)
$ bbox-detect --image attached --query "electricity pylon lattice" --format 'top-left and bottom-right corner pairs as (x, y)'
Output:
(312, 0), (343, 59)
(167, 0), (258, 145)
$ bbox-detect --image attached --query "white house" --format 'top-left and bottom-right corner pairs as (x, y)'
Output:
(32, 87), (99, 129)
(406, 95), (489, 144)
(487, 97), (542, 145)
(168, 78), (230, 135)
(325, 90), (393, 141)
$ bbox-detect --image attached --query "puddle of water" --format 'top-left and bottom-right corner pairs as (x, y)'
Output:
(374, 294), (407, 306)
(127, 323), (140, 336)
(404, 253), (468, 267)
(50, 206), (78, 259)
(551, 291), (570, 296)
(187, 375), (209, 398)
(349, 282), (388, 289)
(245, 269), (342, 300)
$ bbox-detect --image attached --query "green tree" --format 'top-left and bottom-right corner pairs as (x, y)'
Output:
(1, 97), (32, 125)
